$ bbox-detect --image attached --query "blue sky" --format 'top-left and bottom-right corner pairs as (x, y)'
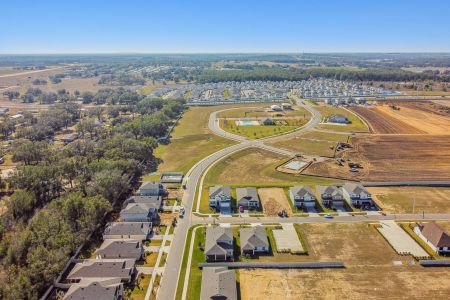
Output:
(1, 0), (449, 53)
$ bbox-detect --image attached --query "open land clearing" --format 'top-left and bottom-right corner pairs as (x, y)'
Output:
(217, 105), (309, 118)
(375, 105), (450, 134)
(220, 119), (301, 140)
(204, 147), (340, 187)
(304, 135), (450, 181)
(268, 131), (348, 157)
(239, 267), (450, 300)
(349, 106), (425, 134)
(369, 186), (450, 213)
(258, 188), (292, 216)
(315, 105), (369, 133)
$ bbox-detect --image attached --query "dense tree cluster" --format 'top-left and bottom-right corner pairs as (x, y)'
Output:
(199, 67), (450, 83)
(0, 95), (185, 298)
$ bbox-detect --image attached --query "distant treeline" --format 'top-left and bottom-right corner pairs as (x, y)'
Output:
(199, 67), (450, 83)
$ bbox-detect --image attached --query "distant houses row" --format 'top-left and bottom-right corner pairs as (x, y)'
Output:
(209, 183), (374, 214)
(63, 182), (165, 299)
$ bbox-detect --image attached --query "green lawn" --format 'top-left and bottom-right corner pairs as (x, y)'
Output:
(127, 274), (151, 300)
(149, 106), (237, 174)
(268, 131), (349, 157)
(175, 226), (205, 300)
(144, 252), (159, 267)
(315, 105), (369, 133)
(203, 148), (341, 187)
(217, 106), (309, 118)
(159, 252), (168, 267)
(220, 119), (298, 140)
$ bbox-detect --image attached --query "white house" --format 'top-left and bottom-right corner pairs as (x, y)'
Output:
(342, 183), (372, 207)
(289, 186), (316, 208)
(209, 186), (232, 214)
(236, 187), (259, 210)
(414, 222), (450, 254)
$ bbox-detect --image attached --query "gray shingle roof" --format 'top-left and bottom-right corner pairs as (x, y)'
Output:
(123, 195), (162, 208)
(236, 187), (258, 202)
(67, 259), (135, 281)
(290, 186), (315, 198)
(209, 186), (231, 198)
(200, 267), (237, 300)
(343, 183), (370, 195)
(120, 203), (154, 215)
(205, 227), (233, 256)
(64, 279), (122, 300)
(240, 226), (269, 252)
(95, 240), (142, 260)
(103, 222), (151, 238)
(317, 185), (343, 197)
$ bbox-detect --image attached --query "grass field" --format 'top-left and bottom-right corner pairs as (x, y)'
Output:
(152, 106), (237, 174)
(220, 119), (299, 139)
(128, 274), (151, 300)
(315, 105), (369, 133)
(217, 106), (309, 118)
(268, 131), (349, 157)
(204, 148), (341, 187)
(369, 186), (450, 213)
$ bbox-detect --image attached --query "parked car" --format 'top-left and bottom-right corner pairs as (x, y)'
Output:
(179, 206), (185, 218)
(324, 214), (334, 219)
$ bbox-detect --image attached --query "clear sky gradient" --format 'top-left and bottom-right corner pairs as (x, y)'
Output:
(1, 0), (449, 53)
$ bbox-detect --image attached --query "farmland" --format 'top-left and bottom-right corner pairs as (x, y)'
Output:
(349, 106), (425, 134)
(304, 135), (450, 181)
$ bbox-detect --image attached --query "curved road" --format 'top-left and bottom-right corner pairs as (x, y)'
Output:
(157, 97), (322, 300)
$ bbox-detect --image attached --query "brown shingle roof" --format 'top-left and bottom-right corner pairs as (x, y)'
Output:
(418, 222), (450, 248)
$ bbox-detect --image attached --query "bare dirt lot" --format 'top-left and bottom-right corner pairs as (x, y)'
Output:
(369, 186), (450, 213)
(239, 267), (450, 300)
(350, 106), (425, 134)
(304, 135), (450, 181)
(376, 105), (450, 134)
(299, 223), (401, 265)
(258, 188), (292, 216)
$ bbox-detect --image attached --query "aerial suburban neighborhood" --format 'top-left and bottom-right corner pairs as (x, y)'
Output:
(1, 1), (450, 300)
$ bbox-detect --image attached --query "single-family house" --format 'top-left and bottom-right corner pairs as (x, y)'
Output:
(64, 278), (124, 300)
(342, 183), (372, 207)
(328, 114), (350, 124)
(270, 105), (282, 111)
(95, 240), (143, 261)
(240, 226), (269, 255)
(200, 267), (237, 300)
(317, 185), (344, 207)
(103, 222), (152, 240)
(122, 195), (162, 209)
(205, 226), (234, 261)
(414, 222), (450, 254)
(262, 118), (275, 125)
(137, 182), (165, 196)
(209, 186), (232, 214)
(120, 203), (158, 222)
(236, 187), (260, 210)
(289, 186), (316, 208)
(67, 259), (136, 283)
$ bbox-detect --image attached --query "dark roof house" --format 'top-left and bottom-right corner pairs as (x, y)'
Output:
(240, 226), (269, 254)
(103, 222), (152, 240)
(95, 240), (143, 261)
(200, 267), (237, 300)
(64, 278), (123, 300)
(205, 226), (234, 261)
(67, 259), (135, 283)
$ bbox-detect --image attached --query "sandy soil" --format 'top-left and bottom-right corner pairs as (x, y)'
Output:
(258, 188), (292, 216)
(239, 267), (450, 300)
(376, 105), (450, 134)
(368, 186), (450, 213)
(304, 135), (450, 182)
(350, 106), (425, 134)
